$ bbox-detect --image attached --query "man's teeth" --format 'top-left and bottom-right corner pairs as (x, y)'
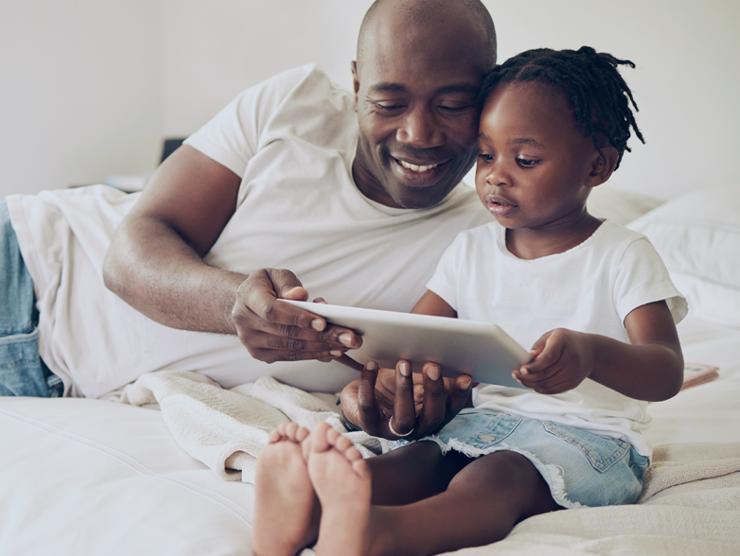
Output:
(399, 160), (440, 173)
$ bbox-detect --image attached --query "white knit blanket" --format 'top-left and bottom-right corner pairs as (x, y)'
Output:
(109, 371), (385, 483)
(113, 371), (740, 555)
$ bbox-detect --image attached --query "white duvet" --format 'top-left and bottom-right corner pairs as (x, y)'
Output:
(1, 314), (739, 556)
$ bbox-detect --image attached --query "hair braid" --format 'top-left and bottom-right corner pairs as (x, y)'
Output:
(481, 46), (644, 169)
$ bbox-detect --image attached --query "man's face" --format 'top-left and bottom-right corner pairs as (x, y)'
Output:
(352, 17), (489, 209)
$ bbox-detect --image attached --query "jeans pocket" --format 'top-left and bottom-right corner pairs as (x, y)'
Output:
(543, 421), (630, 473)
(0, 328), (49, 397)
(459, 413), (522, 450)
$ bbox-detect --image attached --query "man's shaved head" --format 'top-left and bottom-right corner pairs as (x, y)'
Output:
(350, 0), (496, 209)
(357, 0), (496, 75)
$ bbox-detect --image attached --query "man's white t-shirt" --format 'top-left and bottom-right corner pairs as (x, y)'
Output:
(427, 219), (688, 456)
(7, 65), (489, 398)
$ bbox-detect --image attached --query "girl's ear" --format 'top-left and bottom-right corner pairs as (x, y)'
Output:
(586, 146), (619, 188)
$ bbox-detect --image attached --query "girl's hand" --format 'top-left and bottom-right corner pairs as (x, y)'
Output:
(512, 329), (595, 395)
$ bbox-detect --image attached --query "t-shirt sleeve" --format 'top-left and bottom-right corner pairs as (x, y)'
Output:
(425, 232), (469, 311)
(614, 237), (688, 325)
(183, 65), (314, 177)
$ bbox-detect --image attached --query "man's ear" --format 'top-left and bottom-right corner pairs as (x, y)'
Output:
(586, 146), (619, 188)
(351, 61), (360, 111)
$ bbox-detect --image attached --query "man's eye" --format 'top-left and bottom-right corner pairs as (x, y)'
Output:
(439, 103), (473, 113)
(373, 101), (404, 112)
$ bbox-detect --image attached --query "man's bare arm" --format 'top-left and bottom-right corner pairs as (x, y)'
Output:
(103, 145), (360, 361)
(104, 145), (245, 333)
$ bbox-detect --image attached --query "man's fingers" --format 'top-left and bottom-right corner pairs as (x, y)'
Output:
(390, 360), (416, 437)
(238, 269), (324, 332)
(417, 363), (446, 434)
(445, 374), (473, 424)
(267, 268), (309, 301)
(356, 361), (382, 433)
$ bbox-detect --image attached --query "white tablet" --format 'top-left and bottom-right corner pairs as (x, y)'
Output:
(284, 300), (531, 388)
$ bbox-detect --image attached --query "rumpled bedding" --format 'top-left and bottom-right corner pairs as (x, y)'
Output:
(112, 371), (740, 556)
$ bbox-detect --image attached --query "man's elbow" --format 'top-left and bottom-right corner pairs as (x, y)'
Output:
(102, 239), (129, 298)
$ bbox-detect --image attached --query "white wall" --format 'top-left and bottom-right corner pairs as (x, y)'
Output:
(3, 1), (739, 200)
(0, 0), (162, 198)
(161, 0), (368, 138)
(160, 0), (740, 200)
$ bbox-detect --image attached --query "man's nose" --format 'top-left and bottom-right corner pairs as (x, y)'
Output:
(396, 105), (445, 148)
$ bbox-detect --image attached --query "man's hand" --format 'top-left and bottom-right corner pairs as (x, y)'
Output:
(339, 359), (473, 440)
(232, 268), (363, 363)
(512, 328), (595, 395)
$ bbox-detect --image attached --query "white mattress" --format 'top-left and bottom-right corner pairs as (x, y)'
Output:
(1, 315), (738, 555)
(645, 316), (740, 445)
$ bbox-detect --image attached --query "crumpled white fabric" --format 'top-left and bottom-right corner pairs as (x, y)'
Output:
(108, 370), (384, 483)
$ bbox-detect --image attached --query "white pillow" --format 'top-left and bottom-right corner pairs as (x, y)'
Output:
(587, 185), (665, 225)
(628, 185), (740, 329)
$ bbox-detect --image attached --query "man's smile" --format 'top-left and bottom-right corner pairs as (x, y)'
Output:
(398, 159), (442, 173)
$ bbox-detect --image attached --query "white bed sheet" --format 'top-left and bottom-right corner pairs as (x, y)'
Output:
(645, 315), (740, 446)
(0, 314), (738, 556)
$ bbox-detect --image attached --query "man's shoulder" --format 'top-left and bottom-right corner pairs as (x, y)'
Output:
(246, 64), (354, 115)
(431, 185), (491, 228)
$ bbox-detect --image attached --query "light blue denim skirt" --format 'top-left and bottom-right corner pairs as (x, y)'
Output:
(391, 408), (649, 509)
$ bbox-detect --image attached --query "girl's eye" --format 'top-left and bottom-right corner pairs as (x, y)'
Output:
(478, 153), (494, 162)
(517, 158), (538, 168)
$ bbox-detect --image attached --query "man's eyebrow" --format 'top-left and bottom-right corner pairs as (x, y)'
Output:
(435, 84), (480, 96)
(369, 83), (407, 94)
(368, 83), (479, 95)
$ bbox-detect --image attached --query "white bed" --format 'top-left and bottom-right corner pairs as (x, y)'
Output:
(1, 184), (739, 556)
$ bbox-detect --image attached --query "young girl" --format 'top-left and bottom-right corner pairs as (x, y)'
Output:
(252, 46), (687, 556)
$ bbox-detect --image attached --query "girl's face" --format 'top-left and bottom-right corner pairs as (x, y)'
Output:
(475, 82), (600, 233)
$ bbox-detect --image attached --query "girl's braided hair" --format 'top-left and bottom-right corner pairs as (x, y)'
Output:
(481, 46), (645, 169)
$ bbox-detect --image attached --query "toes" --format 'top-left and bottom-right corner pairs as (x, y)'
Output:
(343, 444), (364, 462)
(351, 459), (370, 480)
(270, 423), (312, 445)
(325, 425), (342, 446)
(294, 426), (310, 443)
(310, 422), (334, 453)
(284, 422), (301, 440)
(268, 428), (283, 444)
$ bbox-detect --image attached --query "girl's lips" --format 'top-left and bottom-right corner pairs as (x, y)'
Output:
(485, 194), (518, 217)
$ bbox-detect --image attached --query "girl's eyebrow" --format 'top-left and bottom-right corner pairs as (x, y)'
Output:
(510, 138), (544, 148)
(477, 133), (545, 149)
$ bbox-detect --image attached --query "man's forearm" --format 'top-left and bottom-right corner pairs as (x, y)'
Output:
(103, 215), (245, 335)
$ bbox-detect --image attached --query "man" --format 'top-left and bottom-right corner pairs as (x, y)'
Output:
(2, 0), (495, 436)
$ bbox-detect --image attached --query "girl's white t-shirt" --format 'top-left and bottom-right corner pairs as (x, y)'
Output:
(427, 220), (688, 456)
(7, 65), (490, 397)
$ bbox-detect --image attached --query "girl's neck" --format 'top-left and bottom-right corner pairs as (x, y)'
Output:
(505, 212), (603, 260)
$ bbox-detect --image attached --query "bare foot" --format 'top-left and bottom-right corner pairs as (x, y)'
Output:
(253, 423), (320, 556)
(307, 422), (373, 556)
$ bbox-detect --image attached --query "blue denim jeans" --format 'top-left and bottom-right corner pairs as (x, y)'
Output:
(0, 200), (63, 397)
(391, 408), (650, 509)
